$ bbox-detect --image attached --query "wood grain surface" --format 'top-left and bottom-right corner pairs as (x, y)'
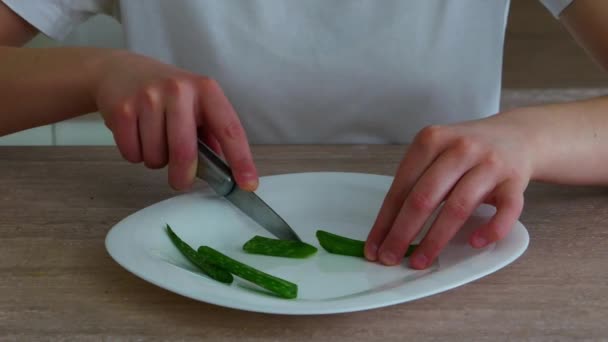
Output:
(0, 146), (607, 341)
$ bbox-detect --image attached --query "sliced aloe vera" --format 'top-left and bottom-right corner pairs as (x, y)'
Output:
(198, 245), (297, 299)
(165, 225), (233, 284)
(316, 230), (417, 258)
(243, 235), (318, 258)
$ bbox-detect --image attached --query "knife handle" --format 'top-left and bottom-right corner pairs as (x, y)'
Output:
(196, 140), (235, 196)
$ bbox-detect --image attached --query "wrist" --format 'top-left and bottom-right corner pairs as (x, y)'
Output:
(83, 48), (131, 108)
(493, 107), (548, 181)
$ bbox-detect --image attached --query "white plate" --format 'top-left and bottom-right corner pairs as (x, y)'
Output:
(105, 172), (529, 315)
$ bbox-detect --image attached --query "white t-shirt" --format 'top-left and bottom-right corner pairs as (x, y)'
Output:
(3, 0), (573, 144)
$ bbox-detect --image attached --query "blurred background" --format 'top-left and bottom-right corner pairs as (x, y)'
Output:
(1, 0), (606, 145)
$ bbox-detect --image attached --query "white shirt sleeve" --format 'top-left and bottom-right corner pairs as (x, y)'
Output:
(538, 0), (575, 18)
(1, 0), (114, 40)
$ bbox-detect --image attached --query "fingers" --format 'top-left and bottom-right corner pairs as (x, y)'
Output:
(199, 126), (223, 156)
(104, 75), (253, 192)
(165, 80), (199, 191)
(137, 88), (168, 169)
(408, 161), (501, 270)
(375, 137), (482, 266)
(365, 126), (452, 261)
(469, 180), (524, 248)
(196, 78), (258, 191)
(108, 102), (142, 163)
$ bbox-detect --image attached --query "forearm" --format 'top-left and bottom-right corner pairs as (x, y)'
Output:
(504, 96), (608, 185)
(0, 46), (116, 136)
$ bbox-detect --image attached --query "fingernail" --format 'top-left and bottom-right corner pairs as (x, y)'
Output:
(410, 253), (428, 269)
(472, 234), (488, 248)
(380, 251), (398, 265)
(241, 172), (258, 191)
(365, 243), (378, 261)
(184, 160), (198, 189)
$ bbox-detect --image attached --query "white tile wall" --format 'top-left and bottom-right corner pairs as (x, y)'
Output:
(54, 113), (114, 146)
(1, 15), (123, 146)
(0, 126), (54, 146)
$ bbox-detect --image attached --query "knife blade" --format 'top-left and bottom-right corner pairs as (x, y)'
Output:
(225, 187), (301, 241)
(196, 140), (301, 241)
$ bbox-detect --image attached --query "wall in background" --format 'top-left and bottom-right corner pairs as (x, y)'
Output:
(504, 0), (607, 88)
(0, 15), (123, 146)
(1, 0), (606, 146)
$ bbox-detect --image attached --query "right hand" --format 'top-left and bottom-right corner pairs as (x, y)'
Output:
(94, 51), (258, 191)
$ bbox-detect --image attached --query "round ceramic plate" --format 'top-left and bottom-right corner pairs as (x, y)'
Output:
(105, 172), (529, 315)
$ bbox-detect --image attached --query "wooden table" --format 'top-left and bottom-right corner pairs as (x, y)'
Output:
(1, 146), (607, 341)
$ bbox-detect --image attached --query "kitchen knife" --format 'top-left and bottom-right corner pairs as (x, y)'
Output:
(196, 140), (301, 241)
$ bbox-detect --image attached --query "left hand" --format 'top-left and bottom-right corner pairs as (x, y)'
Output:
(364, 112), (536, 269)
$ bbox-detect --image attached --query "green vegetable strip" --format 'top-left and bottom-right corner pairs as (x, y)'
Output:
(165, 225), (233, 284)
(197, 246), (298, 299)
(316, 230), (418, 259)
(243, 235), (318, 258)
(316, 230), (366, 257)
